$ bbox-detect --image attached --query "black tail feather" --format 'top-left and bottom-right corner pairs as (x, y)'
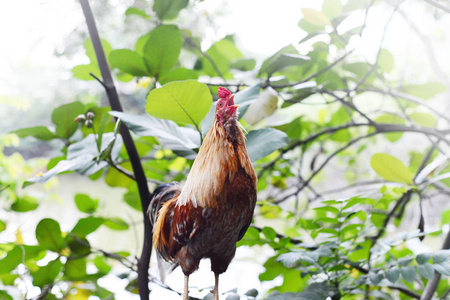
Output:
(148, 182), (181, 227)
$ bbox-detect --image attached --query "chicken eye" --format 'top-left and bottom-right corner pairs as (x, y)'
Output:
(218, 102), (223, 107)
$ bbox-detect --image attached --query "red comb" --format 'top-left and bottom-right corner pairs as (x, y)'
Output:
(218, 86), (232, 99)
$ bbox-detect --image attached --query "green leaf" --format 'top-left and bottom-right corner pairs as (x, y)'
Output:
(385, 267), (400, 283)
(322, 0), (342, 20)
(0, 246), (22, 274)
(0, 220), (5, 233)
(0, 290), (13, 300)
(401, 82), (447, 100)
(64, 258), (87, 280)
(259, 45), (310, 76)
(369, 272), (384, 285)
(400, 265), (416, 283)
(125, 7), (150, 19)
(72, 64), (100, 81)
(246, 128), (289, 162)
(153, 0), (189, 20)
(36, 218), (65, 252)
(123, 187), (142, 211)
(262, 227), (277, 241)
(159, 68), (198, 85)
(442, 209), (450, 224)
(104, 217), (129, 231)
(31, 258), (63, 288)
(416, 252), (432, 264)
(417, 263), (434, 279)
(408, 112), (437, 127)
(71, 217), (104, 237)
(11, 195), (39, 212)
(105, 162), (134, 188)
(378, 49), (394, 74)
(85, 38), (112, 65)
(301, 8), (331, 26)
(110, 111), (200, 157)
(94, 256), (112, 275)
(109, 49), (148, 76)
(74, 194), (98, 214)
(146, 80), (212, 128)
(203, 38), (243, 78)
(370, 153), (413, 184)
(51, 101), (85, 139)
(24, 134), (123, 187)
(12, 126), (56, 141)
(230, 58), (256, 71)
(143, 25), (182, 78)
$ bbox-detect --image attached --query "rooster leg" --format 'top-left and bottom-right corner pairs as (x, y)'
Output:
(213, 273), (219, 300)
(183, 274), (189, 300)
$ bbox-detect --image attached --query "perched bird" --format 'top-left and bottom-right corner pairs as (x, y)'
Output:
(149, 86), (257, 300)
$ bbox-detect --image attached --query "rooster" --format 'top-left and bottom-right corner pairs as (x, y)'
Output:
(149, 86), (257, 300)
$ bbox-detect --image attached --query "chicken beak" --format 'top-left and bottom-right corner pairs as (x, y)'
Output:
(227, 94), (236, 107)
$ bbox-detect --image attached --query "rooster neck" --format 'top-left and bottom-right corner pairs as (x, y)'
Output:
(176, 117), (256, 208)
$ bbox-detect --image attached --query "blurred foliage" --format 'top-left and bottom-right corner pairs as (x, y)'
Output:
(1, 0), (450, 299)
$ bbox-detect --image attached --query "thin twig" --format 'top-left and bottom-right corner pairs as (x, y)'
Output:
(423, 0), (450, 13)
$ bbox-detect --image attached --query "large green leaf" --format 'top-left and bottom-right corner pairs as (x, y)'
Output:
(74, 194), (98, 214)
(109, 49), (148, 76)
(64, 258), (87, 280)
(417, 263), (434, 279)
(246, 128), (289, 162)
(153, 0), (188, 20)
(125, 7), (150, 19)
(301, 8), (331, 26)
(36, 218), (65, 252)
(72, 64), (100, 81)
(11, 195), (39, 212)
(378, 48), (394, 74)
(71, 217), (104, 237)
(370, 153), (413, 184)
(259, 45), (310, 76)
(159, 68), (198, 85)
(84, 38), (112, 65)
(202, 38), (243, 78)
(110, 111), (200, 156)
(146, 80), (212, 128)
(24, 133), (122, 187)
(72, 38), (112, 81)
(51, 101), (85, 139)
(401, 82), (447, 100)
(0, 246), (22, 274)
(143, 25), (182, 78)
(103, 217), (129, 231)
(12, 126), (56, 141)
(322, 0), (342, 20)
(31, 258), (63, 288)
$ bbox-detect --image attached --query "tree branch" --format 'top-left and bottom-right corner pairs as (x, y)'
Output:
(78, 1), (152, 299)
(423, 0), (450, 13)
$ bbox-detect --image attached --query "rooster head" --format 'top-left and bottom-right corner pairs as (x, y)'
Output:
(216, 86), (238, 124)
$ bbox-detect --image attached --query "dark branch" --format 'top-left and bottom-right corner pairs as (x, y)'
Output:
(79, 1), (152, 299)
